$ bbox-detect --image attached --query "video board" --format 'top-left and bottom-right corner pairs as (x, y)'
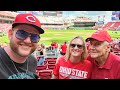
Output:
(111, 11), (120, 21)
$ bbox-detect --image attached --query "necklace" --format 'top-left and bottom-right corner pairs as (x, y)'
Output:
(11, 59), (28, 74)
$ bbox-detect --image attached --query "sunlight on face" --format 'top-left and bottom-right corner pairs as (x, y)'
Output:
(70, 38), (84, 57)
(9, 24), (40, 57)
(89, 39), (108, 59)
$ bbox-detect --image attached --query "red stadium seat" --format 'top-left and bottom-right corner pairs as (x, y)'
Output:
(113, 51), (120, 56)
(39, 70), (53, 79)
(47, 60), (56, 64)
(44, 60), (47, 65)
(45, 58), (57, 61)
(37, 65), (47, 70)
(47, 64), (55, 70)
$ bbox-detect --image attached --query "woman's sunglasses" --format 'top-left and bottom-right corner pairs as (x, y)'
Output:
(15, 30), (40, 43)
(70, 44), (83, 49)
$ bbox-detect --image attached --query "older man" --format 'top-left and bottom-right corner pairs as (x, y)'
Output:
(86, 30), (120, 79)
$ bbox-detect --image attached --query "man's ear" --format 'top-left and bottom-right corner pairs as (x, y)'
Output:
(106, 43), (111, 49)
(106, 43), (111, 52)
(8, 29), (13, 39)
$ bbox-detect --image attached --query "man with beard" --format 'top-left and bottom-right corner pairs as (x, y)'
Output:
(0, 13), (44, 79)
(86, 30), (120, 79)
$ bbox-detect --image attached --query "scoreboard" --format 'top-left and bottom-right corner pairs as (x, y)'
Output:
(111, 11), (120, 21)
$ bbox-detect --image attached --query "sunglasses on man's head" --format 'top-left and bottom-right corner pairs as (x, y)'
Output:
(70, 44), (83, 49)
(15, 30), (40, 43)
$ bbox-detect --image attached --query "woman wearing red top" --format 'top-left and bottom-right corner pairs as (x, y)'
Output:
(52, 36), (92, 79)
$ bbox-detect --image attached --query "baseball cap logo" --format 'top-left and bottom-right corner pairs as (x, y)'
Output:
(26, 16), (36, 23)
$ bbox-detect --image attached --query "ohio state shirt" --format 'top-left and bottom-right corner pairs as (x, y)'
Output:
(53, 56), (92, 79)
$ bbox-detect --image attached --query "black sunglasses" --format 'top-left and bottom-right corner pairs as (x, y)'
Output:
(15, 30), (40, 43)
(70, 44), (83, 49)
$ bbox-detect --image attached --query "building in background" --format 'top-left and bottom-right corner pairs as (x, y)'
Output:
(18, 11), (63, 17)
(67, 16), (96, 30)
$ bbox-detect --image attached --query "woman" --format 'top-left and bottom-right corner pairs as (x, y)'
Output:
(52, 36), (92, 79)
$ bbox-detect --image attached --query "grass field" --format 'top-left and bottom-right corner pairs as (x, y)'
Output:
(0, 29), (120, 46)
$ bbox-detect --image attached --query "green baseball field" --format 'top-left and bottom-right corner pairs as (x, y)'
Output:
(0, 29), (120, 46)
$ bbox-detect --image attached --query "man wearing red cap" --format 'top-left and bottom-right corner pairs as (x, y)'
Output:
(0, 13), (44, 79)
(86, 30), (120, 79)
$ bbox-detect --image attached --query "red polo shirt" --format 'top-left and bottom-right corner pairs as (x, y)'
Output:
(87, 52), (120, 79)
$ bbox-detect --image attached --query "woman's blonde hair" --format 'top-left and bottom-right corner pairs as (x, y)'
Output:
(65, 36), (88, 62)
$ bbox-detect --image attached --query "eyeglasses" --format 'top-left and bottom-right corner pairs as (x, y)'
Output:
(15, 30), (40, 43)
(70, 44), (83, 49)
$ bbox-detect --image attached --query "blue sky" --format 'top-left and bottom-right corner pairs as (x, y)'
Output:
(18, 11), (113, 23)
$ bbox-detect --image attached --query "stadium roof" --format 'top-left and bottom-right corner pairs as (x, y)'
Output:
(0, 11), (18, 18)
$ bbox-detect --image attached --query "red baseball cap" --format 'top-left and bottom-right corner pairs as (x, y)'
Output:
(12, 13), (44, 34)
(86, 30), (112, 43)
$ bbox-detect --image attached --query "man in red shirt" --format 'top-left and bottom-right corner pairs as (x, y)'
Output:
(60, 41), (67, 55)
(86, 30), (120, 79)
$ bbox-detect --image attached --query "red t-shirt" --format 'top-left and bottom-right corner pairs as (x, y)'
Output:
(53, 56), (92, 79)
(61, 44), (67, 53)
(87, 53), (120, 79)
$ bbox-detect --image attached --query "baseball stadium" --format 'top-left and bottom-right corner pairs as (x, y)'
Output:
(0, 11), (120, 79)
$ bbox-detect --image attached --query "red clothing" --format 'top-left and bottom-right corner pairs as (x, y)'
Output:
(53, 56), (92, 79)
(54, 43), (58, 48)
(61, 44), (67, 53)
(51, 43), (55, 49)
(87, 53), (120, 79)
(51, 42), (58, 49)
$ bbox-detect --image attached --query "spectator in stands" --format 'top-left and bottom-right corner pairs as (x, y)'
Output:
(38, 43), (46, 65)
(51, 41), (58, 57)
(59, 41), (67, 56)
(32, 45), (41, 63)
(86, 30), (120, 79)
(51, 41), (55, 51)
(52, 36), (92, 79)
(86, 40), (90, 50)
(54, 42), (59, 57)
(0, 13), (44, 79)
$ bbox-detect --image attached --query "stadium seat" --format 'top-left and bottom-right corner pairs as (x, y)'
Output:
(47, 64), (55, 70)
(39, 70), (53, 79)
(36, 65), (47, 70)
(44, 60), (47, 65)
(45, 58), (57, 61)
(47, 60), (56, 64)
(45, 58), (53, 61)
(113, 51), (120, 56)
